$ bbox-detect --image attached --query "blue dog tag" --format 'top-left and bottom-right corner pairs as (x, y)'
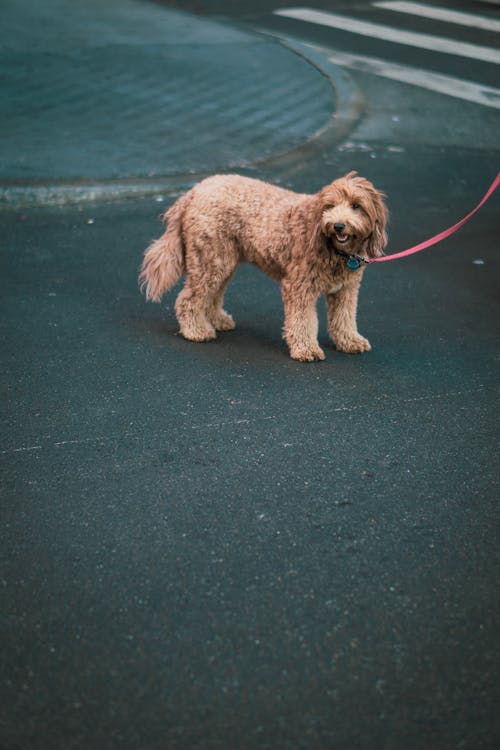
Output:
(346, 256), (361, 271)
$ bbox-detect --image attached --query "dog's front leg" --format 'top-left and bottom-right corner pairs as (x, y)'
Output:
(327, 276), (371, 353)
(281, 281), (325, 362)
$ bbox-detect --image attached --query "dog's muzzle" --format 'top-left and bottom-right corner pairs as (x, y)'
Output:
(333, 223), (349, 244)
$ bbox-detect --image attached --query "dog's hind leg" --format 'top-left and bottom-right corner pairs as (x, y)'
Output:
(208, 270), (236, 331)
(175, 283), (218, 342)
(175, 251), (238, 342)
(174, 231), (239, 342)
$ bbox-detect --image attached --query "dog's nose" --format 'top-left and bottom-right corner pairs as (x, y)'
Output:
(334, 222), (345, 233)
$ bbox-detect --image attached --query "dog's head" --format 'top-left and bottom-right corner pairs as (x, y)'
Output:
(318, 171), (388, 258)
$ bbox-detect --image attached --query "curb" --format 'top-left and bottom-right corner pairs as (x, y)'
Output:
(0, 38), (364, 209)
(256, 37), (365, 174)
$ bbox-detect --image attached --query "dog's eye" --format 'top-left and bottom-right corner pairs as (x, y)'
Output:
(324, 204), (334, 211)
(352, 203), (360, 210)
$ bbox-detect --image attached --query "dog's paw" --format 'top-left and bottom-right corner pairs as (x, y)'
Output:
(212, 310), (236, 331)
(335, 334), (371, 354)
(290, 345), (326, 362)
(179, 324), (217, 342)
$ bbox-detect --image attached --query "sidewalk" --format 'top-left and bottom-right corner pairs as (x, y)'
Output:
(0, 0), (360, 205)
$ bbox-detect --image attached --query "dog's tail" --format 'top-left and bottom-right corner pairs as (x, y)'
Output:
(138, 195), (188, 302)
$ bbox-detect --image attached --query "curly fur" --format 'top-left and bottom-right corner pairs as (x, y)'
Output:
(139, 172), (388, 361)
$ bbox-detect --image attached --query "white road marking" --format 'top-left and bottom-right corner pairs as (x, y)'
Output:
(373, 1), (500, 33)
(322, 47), (500, 108)
(274, 8), (500, 64)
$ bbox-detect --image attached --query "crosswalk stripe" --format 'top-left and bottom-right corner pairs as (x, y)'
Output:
(373, 1), (500, 33)
(274, 8), (500, 64)
(321, 47), (500, 108)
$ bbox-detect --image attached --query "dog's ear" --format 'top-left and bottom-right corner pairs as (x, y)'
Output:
(366, 189), (388, 258)
(309, 194), (330, 254)
(309, 215), (328, 255)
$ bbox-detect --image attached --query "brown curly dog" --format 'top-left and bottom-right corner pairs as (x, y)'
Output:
(139, 172), (388, 361)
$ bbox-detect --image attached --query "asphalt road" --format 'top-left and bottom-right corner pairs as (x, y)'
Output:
(2, 2), (499, 749)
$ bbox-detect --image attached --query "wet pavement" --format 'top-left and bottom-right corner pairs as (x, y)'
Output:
(0, 0), (341, 190)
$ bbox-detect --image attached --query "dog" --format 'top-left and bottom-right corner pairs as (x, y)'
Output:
(139, 172), (388, 361)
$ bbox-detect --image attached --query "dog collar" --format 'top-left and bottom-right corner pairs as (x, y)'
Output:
(333, 246), (369, 271)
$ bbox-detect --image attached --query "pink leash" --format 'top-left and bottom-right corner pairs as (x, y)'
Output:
(368, 171), (500, 264)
